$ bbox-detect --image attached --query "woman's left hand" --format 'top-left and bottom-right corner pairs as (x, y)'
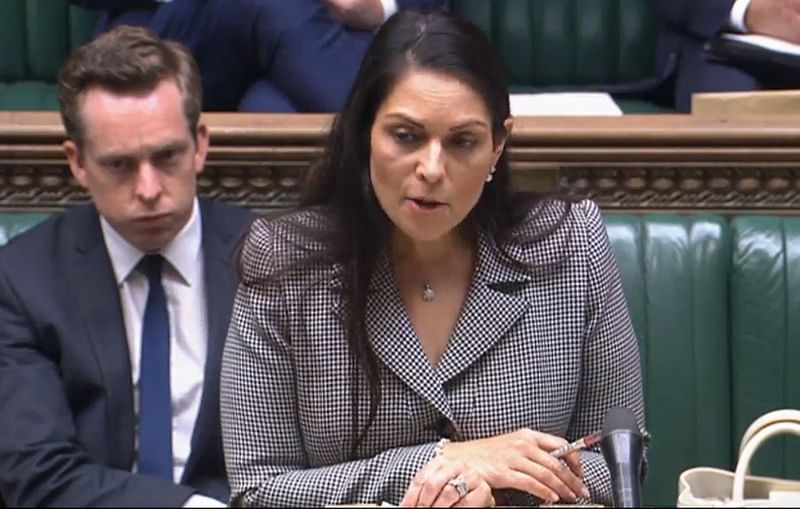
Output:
(399, 455), (495, 507)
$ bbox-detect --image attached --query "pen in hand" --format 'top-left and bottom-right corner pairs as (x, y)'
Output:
(550, 431), (602, 459)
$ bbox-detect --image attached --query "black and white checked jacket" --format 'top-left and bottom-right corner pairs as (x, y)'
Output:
(221, 199), (646, 507)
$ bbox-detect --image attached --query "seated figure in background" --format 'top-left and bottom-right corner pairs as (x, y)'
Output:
(0, 25), (252, 506)
(71, 0), (446, 112)
(220, 9), (646, 507)
(652, 0), (800, 112)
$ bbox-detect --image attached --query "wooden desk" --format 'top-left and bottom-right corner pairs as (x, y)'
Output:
(693, 90), (800, 116)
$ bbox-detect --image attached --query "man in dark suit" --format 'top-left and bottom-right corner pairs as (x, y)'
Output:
(0, 25), (252, 506)
(651, 0), (800, 112)
(71, 0), (446, 112)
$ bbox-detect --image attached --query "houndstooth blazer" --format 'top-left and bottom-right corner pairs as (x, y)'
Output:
(220, 199), (646, 507)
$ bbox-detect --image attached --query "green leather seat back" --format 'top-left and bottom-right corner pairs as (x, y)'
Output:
(0, 0), (96, 110)
(0, 82), (61, 110)
(605, 214), (732, 507)
(450, 0), (660, 89)
(0, 213), (50, 246)
(730, 217), (800, 480)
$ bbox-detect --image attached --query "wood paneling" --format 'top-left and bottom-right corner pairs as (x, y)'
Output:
(2, 112), (799, 212)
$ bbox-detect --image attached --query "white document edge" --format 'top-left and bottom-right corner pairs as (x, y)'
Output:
(509, 92), (623, 116)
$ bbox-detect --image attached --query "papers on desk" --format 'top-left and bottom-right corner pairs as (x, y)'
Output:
(509, 92), (623, 116)
(720, 32), (800, 57)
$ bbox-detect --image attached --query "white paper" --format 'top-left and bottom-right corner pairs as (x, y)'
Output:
(509, 92), (623, 116)
(722, 32), (800, 57)
(769, 490), (800, 506)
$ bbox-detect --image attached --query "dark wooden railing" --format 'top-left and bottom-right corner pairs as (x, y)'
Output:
(2, 112), (799, 213)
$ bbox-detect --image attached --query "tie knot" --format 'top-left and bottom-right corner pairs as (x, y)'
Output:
(138, 254), (164, 283)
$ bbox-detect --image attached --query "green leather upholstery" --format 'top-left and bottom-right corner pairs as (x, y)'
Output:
(0, 213), (50, 245)
(2, 0), (665, 111)
(730, 217), (800, 481)
(606, 215), (733, 506)
(450, 0), (660, 89)
(0, 0), (95, 110)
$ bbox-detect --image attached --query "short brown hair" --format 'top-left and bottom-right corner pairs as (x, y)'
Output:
(57, 25), (202, 149)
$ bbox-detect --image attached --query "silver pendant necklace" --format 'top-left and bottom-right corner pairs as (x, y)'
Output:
(421, 283), (435, 302)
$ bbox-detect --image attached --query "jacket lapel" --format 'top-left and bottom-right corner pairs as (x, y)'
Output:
(331, 234), (534, 426)
(65, 205), (135, 469)
(437, 233), (532, 384)
(183, 200), (242, 481)
(364, 254), (455, 424)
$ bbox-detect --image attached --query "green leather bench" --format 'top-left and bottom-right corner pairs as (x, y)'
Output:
(607, 214), (800, 505)
(0, 0), (96, 110)
(729, 217), (800, 480)
(2, 210), (797, 505)
(1, 0), (668, 112)
(0, 213), (51, 245)
(450, 0), (671, 113)
(607, 215), (733, 505)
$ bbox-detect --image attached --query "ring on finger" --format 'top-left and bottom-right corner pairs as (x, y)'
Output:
(447, 475), (469, 498)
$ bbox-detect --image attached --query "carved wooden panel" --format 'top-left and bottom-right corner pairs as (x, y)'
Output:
(198, 164), (306, 210)
(560, 164), (800, 211)
(0, 165), (86, 210)
(0, 163), (310, 211)
(2, 112), (800, 213)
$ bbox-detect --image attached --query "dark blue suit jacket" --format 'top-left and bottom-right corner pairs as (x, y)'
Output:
(650, 0), (764, 112)
(71, 0), (446, 112)
(0, 199), (253, 506)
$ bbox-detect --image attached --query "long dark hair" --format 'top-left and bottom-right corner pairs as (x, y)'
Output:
(248, 9), (567, 456)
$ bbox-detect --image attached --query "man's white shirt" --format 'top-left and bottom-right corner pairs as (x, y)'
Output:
(101, 200), (223, 507)
(729, 0), (753, 32)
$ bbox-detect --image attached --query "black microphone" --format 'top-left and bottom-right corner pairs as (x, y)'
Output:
(600, 407), (644, 508)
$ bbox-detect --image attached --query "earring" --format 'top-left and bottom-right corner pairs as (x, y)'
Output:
(486, 166), (496, 183)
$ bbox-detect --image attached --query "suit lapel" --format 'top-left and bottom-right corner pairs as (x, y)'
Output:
(184, 200), (241, 481)
(332, 234), (534, 427)
(437, 233), (532, 384)
(365, 254), (455, 424)
(65, 205), (135, 469)
(199, 202), (238, 404)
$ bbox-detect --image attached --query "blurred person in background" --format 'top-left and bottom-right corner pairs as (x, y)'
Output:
(652, 0), (800, 111)
(71, 0), (446, 112)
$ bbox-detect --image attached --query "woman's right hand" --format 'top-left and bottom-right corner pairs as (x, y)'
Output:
(400, 455), (494, 507)
(438, 429), (591, 504)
